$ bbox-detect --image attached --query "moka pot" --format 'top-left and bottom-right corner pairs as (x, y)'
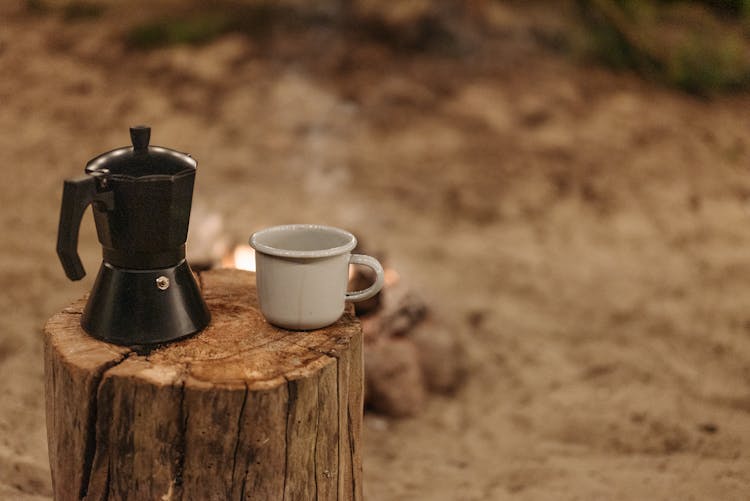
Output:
(56, 126), (210, 345)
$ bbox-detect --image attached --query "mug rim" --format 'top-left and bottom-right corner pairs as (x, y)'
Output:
(249, 224), (357, 258)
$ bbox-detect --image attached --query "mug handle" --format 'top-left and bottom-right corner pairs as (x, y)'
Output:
(346, 254), (385, 302)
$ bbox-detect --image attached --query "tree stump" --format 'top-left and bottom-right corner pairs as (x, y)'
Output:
(44, 269), (363, 501)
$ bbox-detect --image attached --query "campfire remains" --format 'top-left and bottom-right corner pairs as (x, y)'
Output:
(349, 249), (465, 417)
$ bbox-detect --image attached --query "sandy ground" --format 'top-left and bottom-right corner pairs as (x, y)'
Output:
(1, 1), (750, 499)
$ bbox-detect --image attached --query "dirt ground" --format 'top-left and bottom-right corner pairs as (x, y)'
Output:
(1, 1), (750, 500)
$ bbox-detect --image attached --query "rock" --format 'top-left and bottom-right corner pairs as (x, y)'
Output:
(365, 337), (425, 417)
(410, 317), (465, 394)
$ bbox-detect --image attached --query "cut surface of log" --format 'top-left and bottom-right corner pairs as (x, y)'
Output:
(44, 269), (363, 501)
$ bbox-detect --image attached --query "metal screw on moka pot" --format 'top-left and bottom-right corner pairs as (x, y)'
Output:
(56, 126), (211, 345)
(156, 276), (170, 290)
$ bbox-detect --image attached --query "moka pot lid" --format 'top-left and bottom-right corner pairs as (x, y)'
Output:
(85, 125), (196, 182)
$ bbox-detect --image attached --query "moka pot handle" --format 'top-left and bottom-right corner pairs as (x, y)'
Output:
(56, 174), (113, 281)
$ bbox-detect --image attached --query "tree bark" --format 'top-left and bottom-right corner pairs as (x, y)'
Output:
(44, 269), (363, 501)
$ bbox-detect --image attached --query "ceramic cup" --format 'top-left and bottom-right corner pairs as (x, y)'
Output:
(249, 224), (384, 330)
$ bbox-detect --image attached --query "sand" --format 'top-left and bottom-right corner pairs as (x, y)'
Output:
(1, 2), (749, 499)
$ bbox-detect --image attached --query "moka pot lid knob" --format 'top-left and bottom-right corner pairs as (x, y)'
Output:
(130, 125), (151, 151)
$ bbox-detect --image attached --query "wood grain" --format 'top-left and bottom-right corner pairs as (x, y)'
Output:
(44, 269), (363, 501)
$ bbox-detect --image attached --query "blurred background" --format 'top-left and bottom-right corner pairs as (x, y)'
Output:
(2, 0), (750, 499)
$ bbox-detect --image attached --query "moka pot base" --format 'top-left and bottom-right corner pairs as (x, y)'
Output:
(81, 260), (210, 346)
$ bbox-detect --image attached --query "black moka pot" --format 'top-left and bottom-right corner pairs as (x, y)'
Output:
(56, 126), (210, 345)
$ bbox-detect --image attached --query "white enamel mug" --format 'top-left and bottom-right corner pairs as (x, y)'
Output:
(249, 224), (384, 330)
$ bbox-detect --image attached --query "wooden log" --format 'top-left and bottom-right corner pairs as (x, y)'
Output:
(43, 269), (363, 501)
